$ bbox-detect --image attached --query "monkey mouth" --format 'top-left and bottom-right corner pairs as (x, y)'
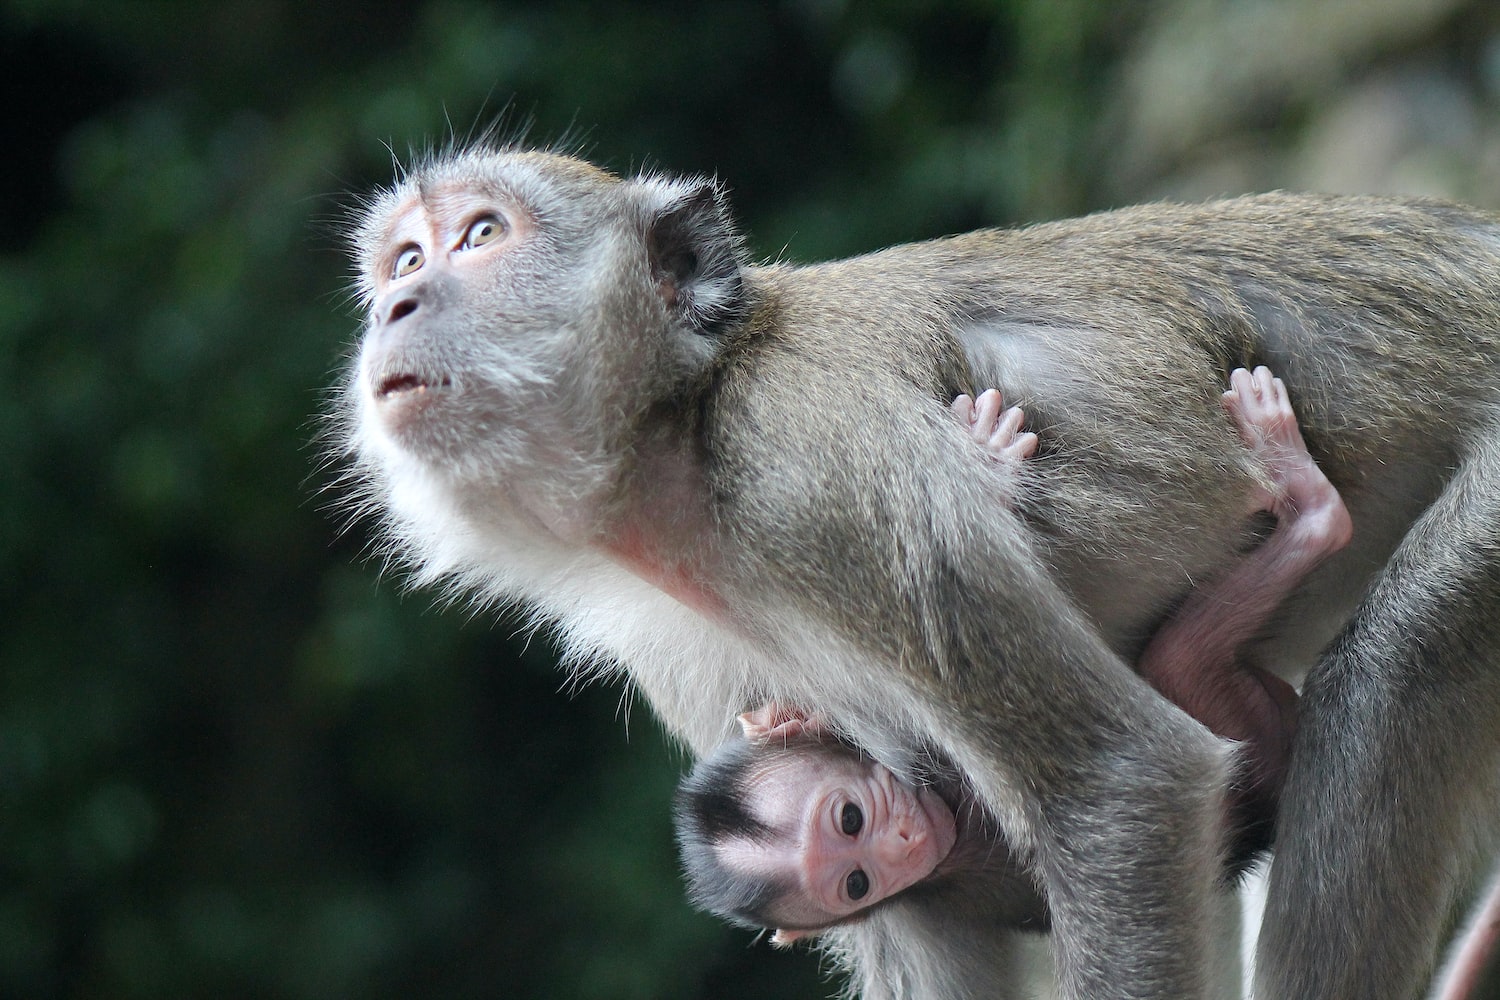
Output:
(375, 373), (454, 400)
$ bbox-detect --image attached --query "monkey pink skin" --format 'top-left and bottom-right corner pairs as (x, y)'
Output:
(771, 776), (960, 946)
(736, 701), (951, 942)
(951, 390), (1038, 466)
(722, 749), (959, 942)
(606, 525), (728, 619)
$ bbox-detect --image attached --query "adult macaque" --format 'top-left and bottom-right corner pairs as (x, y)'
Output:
(337, 143), (1500, 999)
(675, 367), (1350, 944)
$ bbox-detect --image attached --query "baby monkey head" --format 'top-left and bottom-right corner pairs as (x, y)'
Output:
(675, 728), (959, 944)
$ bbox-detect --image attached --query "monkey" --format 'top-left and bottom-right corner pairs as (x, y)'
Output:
(678, 705), (1049, 946)
(336, 143), (1500, 999)
(674, 366), (1349, 945)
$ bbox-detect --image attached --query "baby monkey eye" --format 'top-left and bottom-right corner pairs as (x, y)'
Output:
(846, 869), (870, 901)
(840, 802), (863, 836)
(393, 246), (425, 279)
(462, 215), (505, 249)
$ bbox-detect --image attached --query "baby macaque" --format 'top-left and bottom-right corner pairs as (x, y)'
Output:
(676, 367), (1351, 942)
(680, 701), (1041, 944)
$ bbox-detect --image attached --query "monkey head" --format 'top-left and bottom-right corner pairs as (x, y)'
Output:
(340, 147), (749, 572)
(674, 714), (959, 943)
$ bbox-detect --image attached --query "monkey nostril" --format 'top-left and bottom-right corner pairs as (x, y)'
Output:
(386, 298), (419, 324)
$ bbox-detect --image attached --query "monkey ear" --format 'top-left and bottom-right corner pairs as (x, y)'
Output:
(739, 714), (812, 742)
(641, 178), (750, 338)
(738, 701), (826, 742)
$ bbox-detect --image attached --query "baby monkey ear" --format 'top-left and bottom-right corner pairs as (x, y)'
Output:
(639, 176), (750, 338)
(737, 701), (827, 742)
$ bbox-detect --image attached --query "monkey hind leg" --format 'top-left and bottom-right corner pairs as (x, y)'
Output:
(1257, 427), (1500, 1000)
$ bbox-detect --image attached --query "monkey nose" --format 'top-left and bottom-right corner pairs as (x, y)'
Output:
(383, 296), (419, 326)
(882, 824), (924, 862)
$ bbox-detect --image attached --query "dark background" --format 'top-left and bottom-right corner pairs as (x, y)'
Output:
(6, 1), (1500, 997)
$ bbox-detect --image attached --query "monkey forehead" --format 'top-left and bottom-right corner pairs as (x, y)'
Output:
(397, 149), (620, 216)
(351, 149), (625, 289)
(717, 832), (803, 873)
(745, 749), (861, 819)
(709, 773), (817, 899)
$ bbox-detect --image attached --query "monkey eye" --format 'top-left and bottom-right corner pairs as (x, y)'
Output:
(846, 869), (870, 901)
(840, 802), (863, 836)
(393, 246), (425, 279)
(461, 215), (505, 249)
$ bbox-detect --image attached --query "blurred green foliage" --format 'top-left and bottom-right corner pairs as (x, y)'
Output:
(4, 0), (1499, 997)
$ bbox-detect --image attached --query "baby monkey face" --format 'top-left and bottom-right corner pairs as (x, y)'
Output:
(724, 749), (958, 929)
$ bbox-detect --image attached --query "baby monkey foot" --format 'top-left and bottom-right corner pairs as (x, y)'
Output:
(951, 389), (1038, 466)
(1223, 366), (1353, 553)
